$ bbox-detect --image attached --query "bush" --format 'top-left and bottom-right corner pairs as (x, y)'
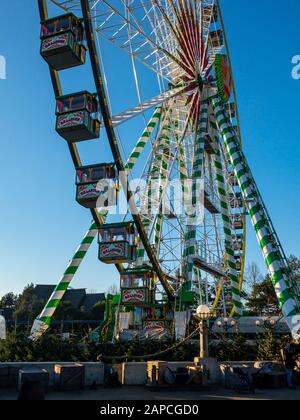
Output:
(0, 331), (286, 363)
(256, 329), (285, 362)
(0, 333), (84, 362)
(209, 334), (257, 361)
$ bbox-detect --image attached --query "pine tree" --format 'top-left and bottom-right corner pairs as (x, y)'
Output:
(257, 329), (280, 361)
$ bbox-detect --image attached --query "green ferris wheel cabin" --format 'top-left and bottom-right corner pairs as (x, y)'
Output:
(40, 13), (86, 71)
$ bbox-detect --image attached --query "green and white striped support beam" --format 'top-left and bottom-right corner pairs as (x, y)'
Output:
(30, 108), (162, 340)
(176, 118), (203, 304)
(30, 223), (98, 340)
(126, 107), (162, 171)
(177, 129), (191, 231)
(178, 141), (188, 191)
(211, 119), (242, 315)
(184, 102), (209, 291)
(178, 135), (203, 305)
(211, 96), (299, 326)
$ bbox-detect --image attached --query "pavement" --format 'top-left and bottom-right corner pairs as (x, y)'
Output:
(1, 386), (300, 400)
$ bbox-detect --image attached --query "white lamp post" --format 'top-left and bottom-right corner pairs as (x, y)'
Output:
(195, 305), (211, 358)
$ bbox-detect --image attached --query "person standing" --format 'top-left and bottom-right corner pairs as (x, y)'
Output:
(283, 341), (297, 389)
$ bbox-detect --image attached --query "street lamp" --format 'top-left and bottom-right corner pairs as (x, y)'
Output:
(195, 305), (211, 359)
(255, 318), (276, 328)
(216, 318), (238, 332)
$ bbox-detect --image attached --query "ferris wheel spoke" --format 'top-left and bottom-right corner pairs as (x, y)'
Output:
(111, 84), (192, 126)
(152, 124), (173, 252)
(153, 0), (198, 77)
(140, 0), (177, 60)
(137, 101), (194, 268)
(50, 0), (79, 11)
(92, 0), (192, 80)
(136, 116), (173, 263)
(151, 104), (200, 259)
(130, 112), (174, 264)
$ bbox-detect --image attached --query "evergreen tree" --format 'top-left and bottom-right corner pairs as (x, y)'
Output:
(0, 292), (17, 309)
(256, 329), (281, 361)
(14, 284), (44, 323)
(246, 275), (280, 316)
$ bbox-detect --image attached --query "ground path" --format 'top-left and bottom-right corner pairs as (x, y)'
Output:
(1, 386), (300, 400)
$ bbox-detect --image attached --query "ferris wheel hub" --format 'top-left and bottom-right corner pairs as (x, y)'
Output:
(197, 74), (204, 92)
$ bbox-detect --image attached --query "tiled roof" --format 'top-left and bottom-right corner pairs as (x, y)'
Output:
(82, 293), (105, 312)
(32, 285), (97, 312)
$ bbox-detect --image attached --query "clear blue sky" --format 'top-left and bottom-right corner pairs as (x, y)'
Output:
(0, 0), (299, 297)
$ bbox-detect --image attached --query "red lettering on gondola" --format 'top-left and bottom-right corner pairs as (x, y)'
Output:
(77, 183), (99, 199)
(122, 289), (145, 303)
(57, 112), (84, 129)
(42, 34), (69, 52)
(143, 321), (164, 331)
(100, 243), (125, 258)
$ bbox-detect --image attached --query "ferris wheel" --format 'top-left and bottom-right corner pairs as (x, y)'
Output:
(31, 0), (300, 341)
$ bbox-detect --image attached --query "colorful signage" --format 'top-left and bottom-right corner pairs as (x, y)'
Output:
(77, 183), (99, 200)
(42, 34), (69, 52)
(57, 111), (84, 129)
(100, 242), (128, 260)
(122, 289), (146, 304)
(143, 321), (165, 331)
(214, 54), (233, 103)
